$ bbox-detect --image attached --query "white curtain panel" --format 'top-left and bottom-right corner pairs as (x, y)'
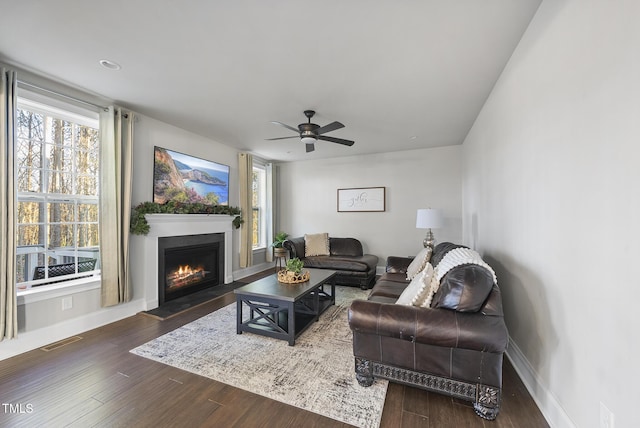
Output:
(239, 153), (253, 268)
(99, 107), (133, 307)
(0, 67), (17, 341)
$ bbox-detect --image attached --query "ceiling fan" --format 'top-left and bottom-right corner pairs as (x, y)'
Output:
(267, 110), (355, 153)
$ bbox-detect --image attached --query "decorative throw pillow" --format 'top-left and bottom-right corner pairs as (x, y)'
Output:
(409, 263), (437, 307)
(396, 267), (429, 305)
(419, 266), (440, 308)
(304, 233), (330, 257)
(405, 247), (433, 280)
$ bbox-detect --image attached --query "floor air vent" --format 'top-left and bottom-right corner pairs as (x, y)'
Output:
(40, 336), (83, 352)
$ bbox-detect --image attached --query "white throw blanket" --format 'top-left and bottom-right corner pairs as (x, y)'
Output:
(434, 247), (497, 284)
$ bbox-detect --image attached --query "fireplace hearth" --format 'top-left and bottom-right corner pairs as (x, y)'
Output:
(158, 233), (225, 306)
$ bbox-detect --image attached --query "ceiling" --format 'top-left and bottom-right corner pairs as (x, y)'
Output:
(0, 0), (541, 162)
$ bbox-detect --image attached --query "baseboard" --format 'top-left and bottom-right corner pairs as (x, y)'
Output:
(233, 262), (273, 280)
(0, 298), (146, 361)
(506, 337), (576, 428)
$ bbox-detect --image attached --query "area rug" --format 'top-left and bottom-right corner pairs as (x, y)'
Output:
(130, 286), (388, 428)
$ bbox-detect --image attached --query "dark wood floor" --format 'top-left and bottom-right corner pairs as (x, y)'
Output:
(0, 273), (548, 428)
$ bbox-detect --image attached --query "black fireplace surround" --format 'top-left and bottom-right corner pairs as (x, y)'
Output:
(158, 233), (225, 306)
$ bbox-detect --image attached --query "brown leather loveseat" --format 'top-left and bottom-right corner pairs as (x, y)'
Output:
(283, 236), (378, 289)
(347, 242), (508, 420)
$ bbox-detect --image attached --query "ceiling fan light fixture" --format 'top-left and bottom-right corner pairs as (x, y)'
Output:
(268, 110), (354, 153)
(301, 136), (316, 145)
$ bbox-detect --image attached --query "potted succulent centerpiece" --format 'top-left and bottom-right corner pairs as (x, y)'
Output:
(277, 257), (309, 284)
(285, 257), (304, 274)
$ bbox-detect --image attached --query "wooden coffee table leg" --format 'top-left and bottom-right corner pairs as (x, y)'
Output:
(236, 297), (242, 334)
(287, 301), (295, 346)
(314, 287), (320, 322)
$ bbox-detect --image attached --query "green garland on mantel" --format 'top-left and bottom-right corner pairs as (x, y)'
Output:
(130, 201), (243, 235)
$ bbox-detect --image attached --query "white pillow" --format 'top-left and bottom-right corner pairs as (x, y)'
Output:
(405, 247), (432, 280)
(396, 268), (428, 305)
(304, 233), (330, 257)
(412, 264), (439, 308)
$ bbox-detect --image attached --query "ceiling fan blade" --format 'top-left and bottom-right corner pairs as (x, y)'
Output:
(271, 121), (299, 133)
(318, 135), (355, 146)
(316, 121), (344, 135)
(266, 135), (298, 141)
(305, 143), (315, 153)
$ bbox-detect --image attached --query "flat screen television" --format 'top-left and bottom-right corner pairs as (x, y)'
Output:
(153, 146), (229, 206)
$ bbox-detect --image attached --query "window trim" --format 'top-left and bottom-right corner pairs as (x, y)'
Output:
(17, 89), (100, 125)
(17, 275), (101, 305)
(252, 162), (267, 250)
(15, 91), (101, 294)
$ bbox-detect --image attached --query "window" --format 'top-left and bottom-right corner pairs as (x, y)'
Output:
(15, 97), (100, 292)
(252, 163), (267, 249)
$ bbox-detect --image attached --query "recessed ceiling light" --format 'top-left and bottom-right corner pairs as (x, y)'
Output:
(99, 59), (121, 70)
(410, 135), (418, 140)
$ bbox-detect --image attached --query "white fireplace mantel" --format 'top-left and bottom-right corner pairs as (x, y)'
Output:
(139, 214), (234, 310)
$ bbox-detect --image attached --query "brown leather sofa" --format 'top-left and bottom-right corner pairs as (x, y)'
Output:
(347, 242), (508, 420)
(283, 237), (378, 289)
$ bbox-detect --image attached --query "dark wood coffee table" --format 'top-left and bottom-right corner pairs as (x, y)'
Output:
(234, 268), (337, 345)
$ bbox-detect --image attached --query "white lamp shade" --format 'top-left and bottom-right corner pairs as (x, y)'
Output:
(416, 208), (442, 229)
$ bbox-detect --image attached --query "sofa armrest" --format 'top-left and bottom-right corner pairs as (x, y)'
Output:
(283, 238), (305, 259)
(329, 237), (363, 256)
(348, 299), (508, 353)
(386, 256), (412, 273)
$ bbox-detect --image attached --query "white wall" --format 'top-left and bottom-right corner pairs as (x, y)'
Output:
(3, 279), (144, 359)
(277, 146), (462, 265)
(130, 116), (240, 208)
(462, 1), (640, 427)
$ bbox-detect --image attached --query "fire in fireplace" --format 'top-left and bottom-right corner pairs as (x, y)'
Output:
(166, 264), (207, 289)
(158, 233), (225, 305)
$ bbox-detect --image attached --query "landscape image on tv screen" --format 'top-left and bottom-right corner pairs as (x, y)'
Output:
(153, 147), (229, 206)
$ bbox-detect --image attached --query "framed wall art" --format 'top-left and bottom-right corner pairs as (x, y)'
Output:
(337, 187), (386, 212)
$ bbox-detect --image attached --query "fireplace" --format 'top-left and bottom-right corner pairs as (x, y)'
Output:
(136, 214), (233, 311)
(158, 233), (225, 305)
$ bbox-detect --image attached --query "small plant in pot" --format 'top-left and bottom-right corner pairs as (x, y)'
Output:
(285, 257), (304, 275)
(272, 232), (289, 258)
(278, 257), (309, 283)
